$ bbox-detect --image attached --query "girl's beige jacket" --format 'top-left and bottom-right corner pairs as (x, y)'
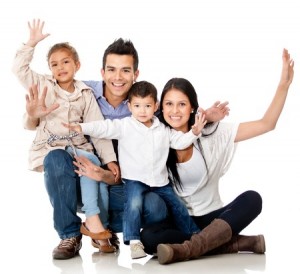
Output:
(12, 44), (116, 172)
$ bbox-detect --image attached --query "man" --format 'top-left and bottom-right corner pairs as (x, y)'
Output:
(24, 38), (228, 260)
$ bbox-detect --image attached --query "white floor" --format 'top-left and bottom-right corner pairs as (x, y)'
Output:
(2, 1), (300, 273)
(2, 115), (300, 274)
(3, 227), (299, 274)
(2, 162), (300, 274)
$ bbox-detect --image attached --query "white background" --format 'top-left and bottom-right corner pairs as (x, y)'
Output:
(1, 0), (299, 273)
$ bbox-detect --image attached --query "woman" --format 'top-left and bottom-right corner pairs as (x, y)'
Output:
(140, 48), (294, 264)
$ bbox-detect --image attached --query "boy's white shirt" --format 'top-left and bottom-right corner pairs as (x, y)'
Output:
(81, 116), (201, 187)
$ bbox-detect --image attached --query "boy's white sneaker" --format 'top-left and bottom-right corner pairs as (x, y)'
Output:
(130, 242), (147, 259)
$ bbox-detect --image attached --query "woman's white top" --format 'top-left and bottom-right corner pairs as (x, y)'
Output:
(175, 122), (239, 216)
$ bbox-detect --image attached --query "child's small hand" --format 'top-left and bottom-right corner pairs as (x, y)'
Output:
(62, 122), (82, 133)
(26, 84), (59, 119)
(26, 18), (50, 47)
(191, 111), (207, 136)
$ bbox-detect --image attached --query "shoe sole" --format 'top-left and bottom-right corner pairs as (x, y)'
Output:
(52, 242), (82, 260)
(53, 250), (80, 260)
(91, 239), (116, 253)
(131, 253), (147, 259)
(80, 223), (112, 240)
(258, 235), (266, 254)
(157, 244), (174, 264)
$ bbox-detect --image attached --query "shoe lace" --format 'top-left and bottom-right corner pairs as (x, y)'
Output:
(58, 237), (78, 248)
(131, 242), (144, 251)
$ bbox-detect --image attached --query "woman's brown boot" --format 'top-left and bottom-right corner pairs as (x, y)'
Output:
(207, 234), (266, 255)
(157, 219), (232, 264)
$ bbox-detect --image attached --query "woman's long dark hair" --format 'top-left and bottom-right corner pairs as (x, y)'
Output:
(158, 78), (207, 191)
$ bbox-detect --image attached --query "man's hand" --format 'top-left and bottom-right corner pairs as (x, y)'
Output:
(73, 156), (119, 184)
(26, 84), (59, 119)
(107, 162), (121, 183)
(200, 101), (230, 123)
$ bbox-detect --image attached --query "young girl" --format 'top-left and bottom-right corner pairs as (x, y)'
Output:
(12, 19), (119, 254)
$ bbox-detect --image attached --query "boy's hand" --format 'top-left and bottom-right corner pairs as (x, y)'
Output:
(62, 122), (82, 133)
(191, 111), (207, 136)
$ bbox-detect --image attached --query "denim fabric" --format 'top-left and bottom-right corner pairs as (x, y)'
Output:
(43, 149), (168, 239)
(141, 190), (263, 254)
(65, 147), (109, 227)
(109, 184), (168, 233)
(122, 179), (199, 244)
(44, 149), (82, 239)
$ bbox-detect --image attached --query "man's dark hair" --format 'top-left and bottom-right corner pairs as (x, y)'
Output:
(102, 38), (139, 71)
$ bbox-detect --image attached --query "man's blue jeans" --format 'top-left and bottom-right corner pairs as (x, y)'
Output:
(43, 149), (168, 239)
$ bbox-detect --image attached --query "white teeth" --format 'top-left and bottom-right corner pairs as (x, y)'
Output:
(170, 116), (181, 120)
(113, 83), (123, 87)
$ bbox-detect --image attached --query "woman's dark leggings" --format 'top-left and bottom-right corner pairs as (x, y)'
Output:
(140, 190), (262, 254)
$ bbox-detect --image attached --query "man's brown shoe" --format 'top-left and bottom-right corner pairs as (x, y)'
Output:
(52, 235), (82, 260)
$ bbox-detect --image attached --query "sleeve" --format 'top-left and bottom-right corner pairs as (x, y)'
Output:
(23, 113), (39, 130)
(203, 122), (239, 177)
(169, 129), (199, 149)
(13, 44), (48, 131)
(12, 44), (45, 89)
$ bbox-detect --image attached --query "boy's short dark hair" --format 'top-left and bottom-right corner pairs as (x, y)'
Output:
(128, 81), (157, 103)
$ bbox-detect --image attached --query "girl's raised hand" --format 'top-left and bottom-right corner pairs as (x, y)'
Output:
(26, 18), (50, 47)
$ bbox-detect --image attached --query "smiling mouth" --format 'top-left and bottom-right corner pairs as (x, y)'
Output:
(58, 72), (67, 76)
(112, 82), (125, 87)
(170, 116), (181, 120)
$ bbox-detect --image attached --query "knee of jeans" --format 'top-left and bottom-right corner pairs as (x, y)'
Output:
(129, 195), (143, 209)
(44, 149), (66, 164)
(44, 150), (71, 169)
(245, 190), (263, 214)
(44, 149), (77, 180)
(143, 192), (168, 224)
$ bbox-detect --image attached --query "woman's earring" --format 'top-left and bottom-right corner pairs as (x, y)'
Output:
(191, 110), (194, 113)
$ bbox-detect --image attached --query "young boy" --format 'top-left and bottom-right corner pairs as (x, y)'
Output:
(64, 80), (207, 259)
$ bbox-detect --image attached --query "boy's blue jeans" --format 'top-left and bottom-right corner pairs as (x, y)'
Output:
(122, 179), (200, 244)
(43, 149), (168, 239)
